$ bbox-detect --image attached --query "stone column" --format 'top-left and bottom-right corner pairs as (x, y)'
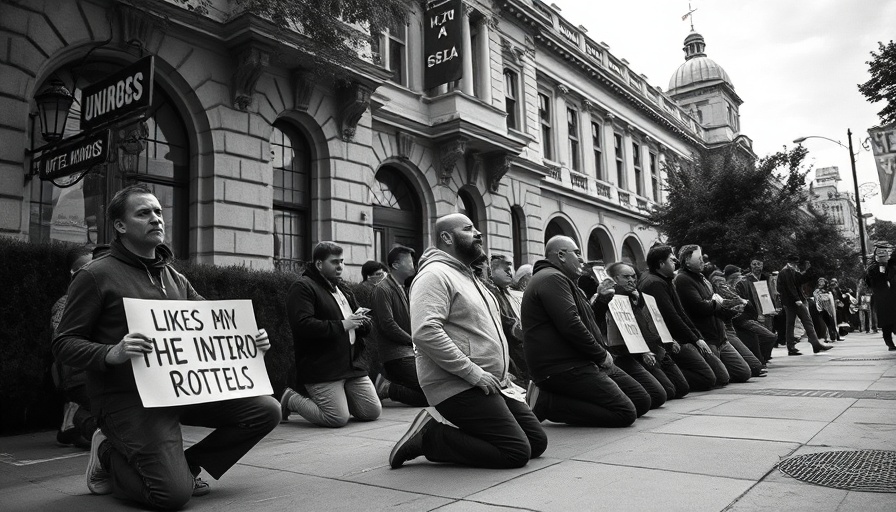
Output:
(407, 11), (423, 91)
(476, 15), (492, 103)
(460, 4), (475, 96)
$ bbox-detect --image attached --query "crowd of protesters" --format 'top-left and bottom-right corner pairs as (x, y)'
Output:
(48, 192), (896, 509)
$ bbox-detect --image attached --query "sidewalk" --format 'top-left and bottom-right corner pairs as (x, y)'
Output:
(2, 332), (894, 511)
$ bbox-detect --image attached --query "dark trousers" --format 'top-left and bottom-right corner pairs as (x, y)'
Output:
(534, 364), (641, 427)
(711, 341), (751, 383)
(656, 352), (689, 399)
(66, 384), (97, 440)
(670, 343), (722, 391)
(783, 303), (823, 350)
(383, 357), (428, 407)
(735, 321), (776, 364)
(424, 388), (547, 469)
(100, 395), (280, 510)
(727, 330), (764, 377)
(881, 323), (895, 348)
(615, 354), (667, 410)
(820, 310), (840, 341)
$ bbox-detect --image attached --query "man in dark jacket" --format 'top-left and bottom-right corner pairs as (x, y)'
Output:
(281, 242), (382, 427)
(674, 245), (752, 383)
(372, 245), (427, 406)
(53, 185), (280, 510)
(639, 245), (723, 391)
(522, 236), (650, 427)
(777, 255), (832, 355)
(594, 262), (688, 402)
(864, 245), (896, 351)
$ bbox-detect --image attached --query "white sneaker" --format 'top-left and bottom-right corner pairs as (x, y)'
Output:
(85, 429), (112, 495)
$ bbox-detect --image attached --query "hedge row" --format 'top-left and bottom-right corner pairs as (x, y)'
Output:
(0, 237), (372, 434)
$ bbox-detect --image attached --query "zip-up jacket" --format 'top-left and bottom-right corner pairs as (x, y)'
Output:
(638, 270), (702, 345)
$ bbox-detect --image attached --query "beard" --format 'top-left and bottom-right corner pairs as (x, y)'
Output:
(457, 237), (484, 263)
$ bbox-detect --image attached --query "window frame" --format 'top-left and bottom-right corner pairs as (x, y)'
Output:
(567, 107), (580, 172)
(538, 91), (554, 160)
(591, 120), (603, 181)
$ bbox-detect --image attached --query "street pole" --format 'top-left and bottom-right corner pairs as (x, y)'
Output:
(848, 129), (868, 267)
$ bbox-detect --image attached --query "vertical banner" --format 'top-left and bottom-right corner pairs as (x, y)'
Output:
(123, 298), (273, 408)
(605, 296), (651, 353)
(752, 281), (776, 314)
(641, 293), (674, 344)
(424, 0), (463, 90)
(868, 125), (896, 205)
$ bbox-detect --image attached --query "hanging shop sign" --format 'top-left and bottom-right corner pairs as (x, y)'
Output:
(424, 0), (463, 90)
(33, 129), (109, 180)
(80, 55), (154, 132)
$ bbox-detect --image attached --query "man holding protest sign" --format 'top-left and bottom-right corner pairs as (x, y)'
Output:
(521, 236), (649, 428)
(281, 241), (382, 427)
(53, 185), (280, 510)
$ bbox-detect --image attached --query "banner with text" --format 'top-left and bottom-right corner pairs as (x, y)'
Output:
(123, 298), (273, 408)
(605, 295), (651, 353)
(869, 124), (896, 205)
(752, 281), (776, 314)
(641, 293), (674, 344)
(424, 0), (463, 90)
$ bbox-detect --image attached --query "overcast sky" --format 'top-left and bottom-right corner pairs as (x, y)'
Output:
(555, 0), (896, 222)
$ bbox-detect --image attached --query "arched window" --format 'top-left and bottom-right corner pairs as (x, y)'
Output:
(372, 166), (422, 262)
(271, 122), (312, 271)
(456, 189), (478, 227)
(29, 63), (190, 257)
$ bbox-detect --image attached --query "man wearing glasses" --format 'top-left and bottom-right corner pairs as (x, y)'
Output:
(521, 236), (650, 427)
(638, 245), (722, 391)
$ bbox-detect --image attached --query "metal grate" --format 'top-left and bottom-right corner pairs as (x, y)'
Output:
(778, 450), (896, 493)
(830, 357), (892, 362)
(717, 388), (896, 400)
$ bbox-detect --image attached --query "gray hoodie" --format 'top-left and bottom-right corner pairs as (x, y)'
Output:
(410, 247), (510, 405)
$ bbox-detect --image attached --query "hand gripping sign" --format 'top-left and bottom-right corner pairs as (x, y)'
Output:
(123, 298), (273, 407)
(604, 295), (651, 354)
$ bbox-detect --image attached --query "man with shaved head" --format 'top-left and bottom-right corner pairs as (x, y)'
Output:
(389, 213), (547, 470)
(521, 236), (650, 427)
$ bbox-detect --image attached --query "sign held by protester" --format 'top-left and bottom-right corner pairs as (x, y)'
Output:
(641, 293), (674, 344)
(605, 296), (651, 353)
(123, 298), (273, 407)
(424, 0), (463, 90)
(592, 265), (611, 284)
(752, 281), (776, 314)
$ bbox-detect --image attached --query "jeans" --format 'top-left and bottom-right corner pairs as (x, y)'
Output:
(820, 310), (840, 341)
(383, 357), (428, 407)
(615, 354), (667, 410)
(711, 341), (751, 383)
(287, 376), (382, 427)
(783, 303), (824, 350)
(727, 330), (764, 377)
(655, 351), (689, 399)
(534, 364), (639, 427)
(424, 387), (547, 469)
(100, 395), (280, 510)
(670, 343), (722, 391)
(735, 320), (777, 364)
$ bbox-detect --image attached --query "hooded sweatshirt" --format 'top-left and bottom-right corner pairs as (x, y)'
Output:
(410, 247), (510, 405)
(52, 240), (201, 414)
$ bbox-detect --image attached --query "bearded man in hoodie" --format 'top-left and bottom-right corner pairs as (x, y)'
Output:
(53, 185), (280, 510)
(389, 213), (547, 470)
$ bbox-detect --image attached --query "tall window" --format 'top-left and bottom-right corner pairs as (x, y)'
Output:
(511, 205), (526, 268)
(614, 133), (625, 188)
(567, 108), (580, 172)
(504, 70), (519, 130)
(632, 142), (643, 196)
(387, 19), (407, 86)
(271, 123), (312, 272)
(539, 93), (553, 160)
(592, 121), (603, 180)
(650, 152), (659, 201)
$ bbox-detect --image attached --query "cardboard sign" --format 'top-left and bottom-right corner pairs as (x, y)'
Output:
(641, 293), (674, 344)
(605, 295), (651, 354)
(752, 281), (776, 314)
(123, 298), (273, 408)
(592, 266), (611, 283)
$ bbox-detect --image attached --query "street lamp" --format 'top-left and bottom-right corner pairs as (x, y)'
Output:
(793, 129), (868, 267)
(34, 79), (74, 143)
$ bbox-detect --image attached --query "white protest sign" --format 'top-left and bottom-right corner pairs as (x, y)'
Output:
(752, 281), (776, 314)
(593, 265), (611, 284)
(605, 295), (651, 353)
(123, 298), (273, 408)
(641, 293), (675, 344)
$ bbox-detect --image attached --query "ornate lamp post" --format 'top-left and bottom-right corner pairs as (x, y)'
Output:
(34, 79), (74, 143)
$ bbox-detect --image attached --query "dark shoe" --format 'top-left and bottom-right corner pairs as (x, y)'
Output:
(788, 349), (803, 356)
(192, 475), (210, 497)
(280, 387), (297, 421)
(813, 344), (833, 353)
(375, 374), (390, 400)
(389, 409), (435, 469)
(526, 381), (545, 422)
(86, 429), (112, 495)
(888, 346), (896, 351)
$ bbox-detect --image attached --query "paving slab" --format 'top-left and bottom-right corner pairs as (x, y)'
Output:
(690, 395), (856, 422)
(651, 415), (829, 443)
(725, 480), (849, 512)
(832, 406), (896, 425)
(573, 432), (798, 480)
(806, 421), (896, 450)
(466, 459), (754, 512)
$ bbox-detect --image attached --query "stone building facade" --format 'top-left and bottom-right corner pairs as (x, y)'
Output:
(0, 0), (750, 276)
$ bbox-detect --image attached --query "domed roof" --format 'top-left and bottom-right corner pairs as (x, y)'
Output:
(668, 56), (733, 91)
(668, 30), (734, 92)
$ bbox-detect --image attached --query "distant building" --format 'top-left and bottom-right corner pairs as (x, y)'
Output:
(810, 167), (869, 253)
(0, 0), (754, 274)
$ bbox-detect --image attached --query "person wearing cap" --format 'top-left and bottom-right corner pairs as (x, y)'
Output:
(776, 255), (833, 355)
(863, 244), (896, 351)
